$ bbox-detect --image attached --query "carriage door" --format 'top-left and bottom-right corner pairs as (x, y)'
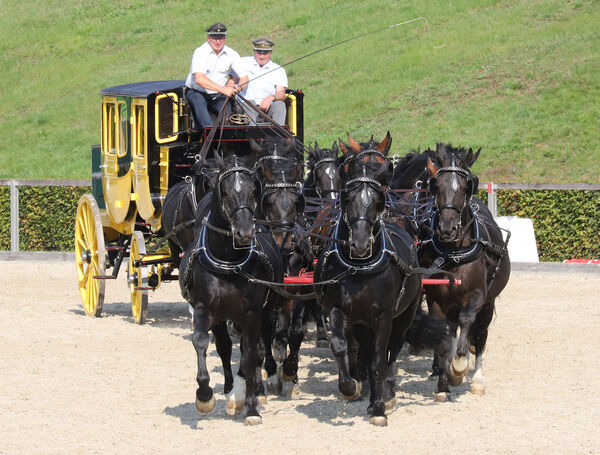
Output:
(131, 98), (159, 226)
(101, 96), (135, 227)
(154, 92), (180, 204)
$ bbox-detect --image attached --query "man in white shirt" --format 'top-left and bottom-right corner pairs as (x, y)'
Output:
(185, 23), (241, 129)
(234, 38), (288, 125)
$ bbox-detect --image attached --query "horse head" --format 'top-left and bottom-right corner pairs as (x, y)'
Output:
(306, 141), (341, 200)
(214, 151), (259, 248)
(338, 133), (393, 259)
(250, 136), (304, 253)
(427, 143), (480, 243)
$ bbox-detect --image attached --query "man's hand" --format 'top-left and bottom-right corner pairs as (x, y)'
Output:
(259, 95), (275, 112)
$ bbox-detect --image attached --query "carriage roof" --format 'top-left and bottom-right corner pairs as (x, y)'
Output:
(100, 80), (186, 97)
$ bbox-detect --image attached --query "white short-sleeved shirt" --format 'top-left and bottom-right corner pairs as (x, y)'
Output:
(233, 56), (288, 104)
(185, 42), (240, 94)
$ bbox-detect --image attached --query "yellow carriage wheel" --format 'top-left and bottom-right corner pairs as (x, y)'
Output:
(74, 194), (106, 317)
(128, 231), (149, 324)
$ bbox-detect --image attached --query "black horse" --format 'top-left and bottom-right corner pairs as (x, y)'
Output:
(179, 152), (284, 425)
(314, 133), (423, 426)
(419, 143), (511, 400)
(217, 135), (308, 399)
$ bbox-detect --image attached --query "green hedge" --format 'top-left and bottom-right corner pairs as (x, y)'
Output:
(495, 189), (600, 262)
(0, 186), (90, 251)
(1, 185), (599, 262)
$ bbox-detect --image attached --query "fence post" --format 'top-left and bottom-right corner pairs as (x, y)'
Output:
(487, 182), (497, 218)
(10, 180), (19, 252)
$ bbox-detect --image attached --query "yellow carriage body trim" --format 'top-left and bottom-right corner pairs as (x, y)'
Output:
(101, 97), (117, 157)
(159, 146), (170, 201)
(286, 93), (297, 136)
(154, 93), (179, 144)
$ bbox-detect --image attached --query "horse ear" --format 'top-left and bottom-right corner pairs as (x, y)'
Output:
(465, 147), (481, 168)
(339, 139), (351, 156)
(347, 133), (361, 153)
(314, 141), (319, 151)
(376, 131), (392, 156)
(427, 157), (438, 177)
(331, 141), (339, 155)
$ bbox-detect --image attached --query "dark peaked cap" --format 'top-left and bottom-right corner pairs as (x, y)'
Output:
(206, 23), (227, 35)
(253, 38), (274, 51)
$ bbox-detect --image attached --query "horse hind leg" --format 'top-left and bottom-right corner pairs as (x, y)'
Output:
(281, 301), (305, 382)
(330, 309), (361, 401)
(212, 321), (234, 394)
(468, 302), (494, 395)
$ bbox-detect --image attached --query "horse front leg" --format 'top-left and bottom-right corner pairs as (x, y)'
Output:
(191, 303), (216, 414)
(452, 291), (485, 382)
(329, 307), (361, 401)
(241, 309), (262, 425)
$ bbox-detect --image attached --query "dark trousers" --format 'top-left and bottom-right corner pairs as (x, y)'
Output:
(185, 89), (231, 129)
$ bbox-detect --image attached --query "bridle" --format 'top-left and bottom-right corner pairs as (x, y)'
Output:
(428, 162), (475, 240)
(342, 170), (387, 259)
(215, 164), (257, 225)
(255, 152), (304, 228)
(311, 156), (339, 199)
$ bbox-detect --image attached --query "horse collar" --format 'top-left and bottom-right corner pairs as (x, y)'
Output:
(196, 215), (257, 275)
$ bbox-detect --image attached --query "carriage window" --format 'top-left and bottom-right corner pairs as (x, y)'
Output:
(132, 103), (146, 158)
(117, 102), (128, 158)
(155, 93), (178, 143)
(102, 101), (117, 155)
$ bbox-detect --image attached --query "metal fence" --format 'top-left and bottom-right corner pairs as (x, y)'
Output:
(1, 179), (600, 252)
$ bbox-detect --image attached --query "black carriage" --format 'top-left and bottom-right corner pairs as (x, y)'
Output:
(75, 80), (304, 323)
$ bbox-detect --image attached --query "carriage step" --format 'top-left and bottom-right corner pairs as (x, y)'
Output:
(106, 246), (125, 251)
(134, 286), (154, 291)
(93, 275), (116, 280)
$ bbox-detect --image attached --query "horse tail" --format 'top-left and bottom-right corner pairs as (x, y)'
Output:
(405, 306), (448, 351)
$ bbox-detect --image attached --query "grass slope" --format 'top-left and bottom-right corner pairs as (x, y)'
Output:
(0, 0), (598, 182)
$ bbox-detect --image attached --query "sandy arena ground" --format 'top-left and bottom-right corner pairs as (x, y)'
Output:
(1, 259), (599, 454)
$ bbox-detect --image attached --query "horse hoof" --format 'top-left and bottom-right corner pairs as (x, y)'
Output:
(451, 356), (469, 377)
(385, 397), (397, 412)
(341, 379), (361, 401)
(448, 372), (464, 387)
(470, 382), (486, 395)
(468, 343), (477, 355)
(370, 416), (388, 427)
(195, 395), (216, 414)
(244, 415), (262, 426)
(434, 392), (450, 402)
